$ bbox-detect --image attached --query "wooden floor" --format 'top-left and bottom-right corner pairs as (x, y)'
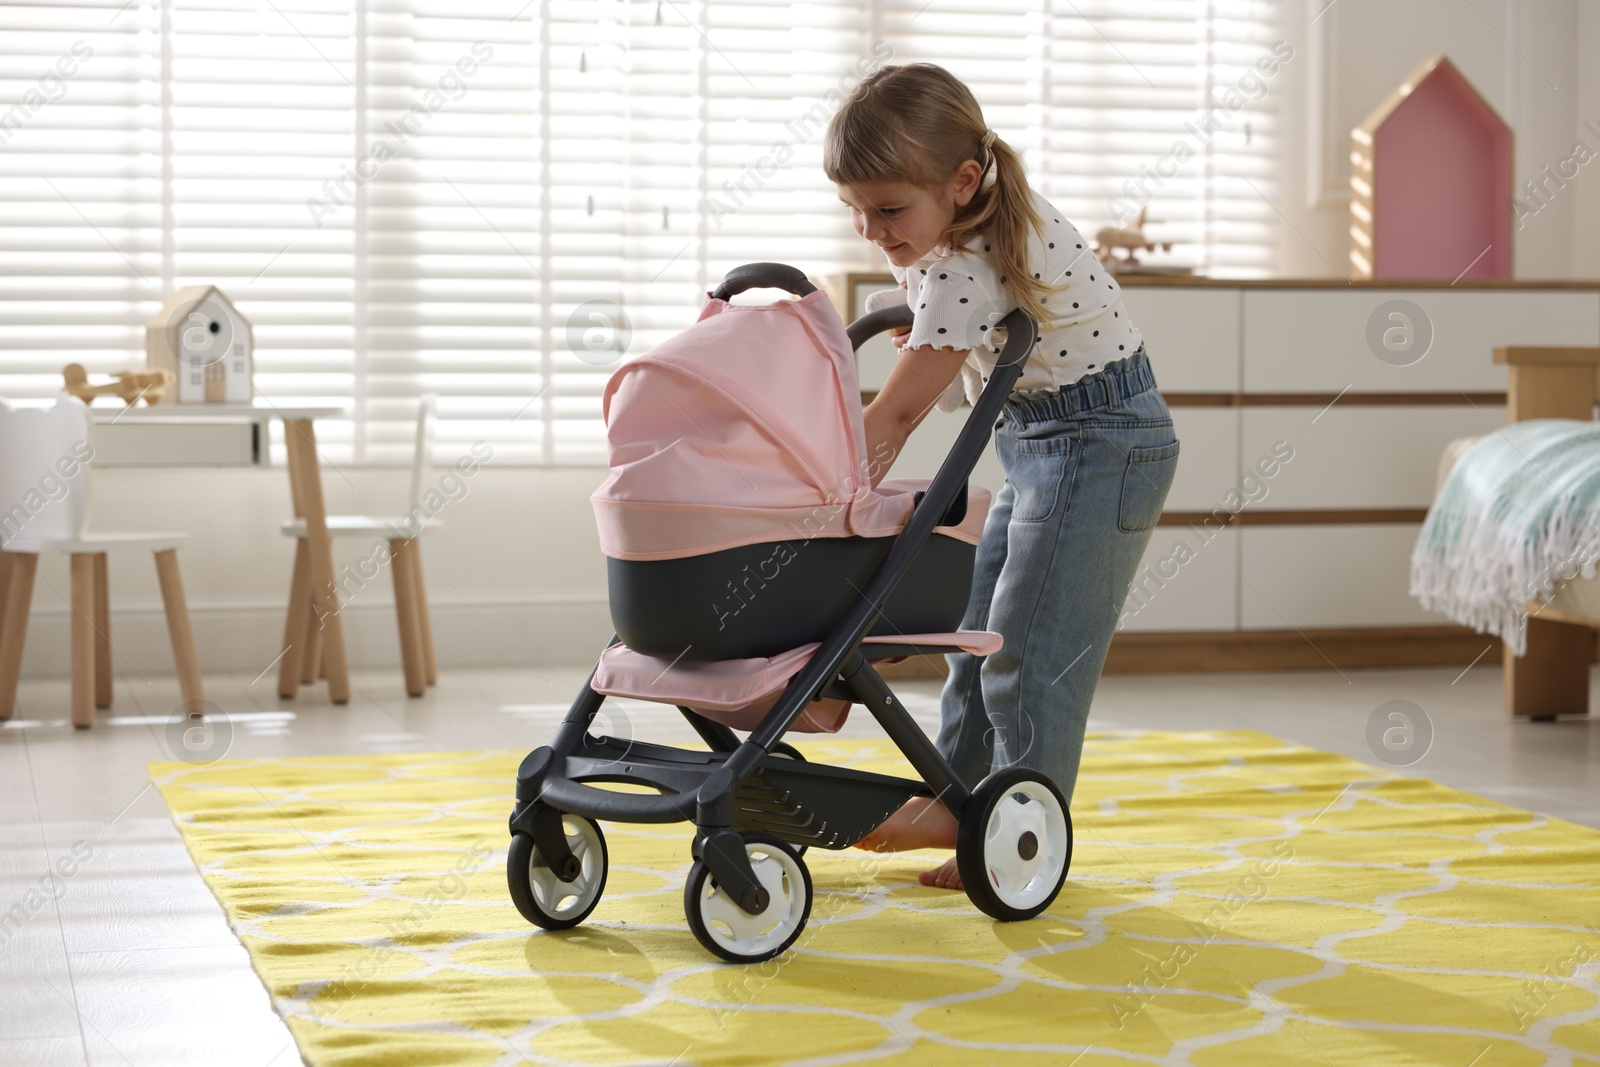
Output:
(1, 662), (1596, 1066)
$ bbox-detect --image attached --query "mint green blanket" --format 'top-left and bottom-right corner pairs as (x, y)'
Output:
(1411, 418), (1600, 655)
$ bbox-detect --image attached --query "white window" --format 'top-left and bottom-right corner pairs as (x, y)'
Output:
(0, 0), (1280, 464)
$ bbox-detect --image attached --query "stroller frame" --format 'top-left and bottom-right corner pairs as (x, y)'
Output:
(508, 263), (1074, 963)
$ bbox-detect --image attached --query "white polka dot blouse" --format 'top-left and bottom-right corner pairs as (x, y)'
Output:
(881, 188), (1146, 413)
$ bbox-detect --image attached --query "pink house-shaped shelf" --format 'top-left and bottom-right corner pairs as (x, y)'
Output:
(1350, 54), (1512, 280)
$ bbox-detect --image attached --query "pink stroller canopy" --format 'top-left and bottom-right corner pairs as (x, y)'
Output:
(592, 290), (986, 561)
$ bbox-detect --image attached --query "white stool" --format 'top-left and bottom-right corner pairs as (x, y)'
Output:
(0, 536), (204, 727)
(0, 396), (204, 728)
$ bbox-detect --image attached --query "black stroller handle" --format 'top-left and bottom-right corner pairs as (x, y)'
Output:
(846, 305), (915, 352)
(711, 262), (818, 301)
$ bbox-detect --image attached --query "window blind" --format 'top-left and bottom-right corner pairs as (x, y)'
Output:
(1034, 0), (1287, 277)
(0, 0), (1281, 465)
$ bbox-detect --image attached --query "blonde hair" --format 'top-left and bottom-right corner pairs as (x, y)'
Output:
(823, 63), (1056, 328)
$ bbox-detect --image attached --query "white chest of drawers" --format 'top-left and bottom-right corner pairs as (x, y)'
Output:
(830, 272), (1600, 671)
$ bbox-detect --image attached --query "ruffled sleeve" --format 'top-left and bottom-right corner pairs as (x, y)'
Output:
(902, 249), (1006, 413)
(904, 250), (1006, 353)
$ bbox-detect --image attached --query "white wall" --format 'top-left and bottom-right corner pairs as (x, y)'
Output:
(1275, 0), (1600, 279)
(1576, 1), (1600, 277)
(12, 463), (617, 681)
(12, 1), (1600, 680)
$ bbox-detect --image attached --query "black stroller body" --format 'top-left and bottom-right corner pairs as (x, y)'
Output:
(506, 263), (1074, 963)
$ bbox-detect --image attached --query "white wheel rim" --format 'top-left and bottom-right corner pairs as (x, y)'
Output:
(695, 843), (806, 957)
(982, 782), (1068, 911)
(527, 817), (604, 921)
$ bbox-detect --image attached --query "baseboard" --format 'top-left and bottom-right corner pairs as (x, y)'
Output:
(870, 626), (1506, 679)
(1104, 626), (1502, 673)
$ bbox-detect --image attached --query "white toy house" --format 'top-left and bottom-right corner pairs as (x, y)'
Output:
(146, 285), (254, 403)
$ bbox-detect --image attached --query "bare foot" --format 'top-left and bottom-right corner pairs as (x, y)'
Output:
(854, 796), (958, 853)
(918, 856), (963, 890)
(855, 798), (967, 890)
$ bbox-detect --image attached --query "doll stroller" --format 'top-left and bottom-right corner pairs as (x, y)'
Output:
(506, 263), (1073, 963)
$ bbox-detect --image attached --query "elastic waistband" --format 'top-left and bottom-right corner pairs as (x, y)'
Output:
(1002, 345), (1155, 425)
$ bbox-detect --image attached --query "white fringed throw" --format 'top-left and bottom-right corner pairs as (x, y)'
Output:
(1411, 419), (1600, 655)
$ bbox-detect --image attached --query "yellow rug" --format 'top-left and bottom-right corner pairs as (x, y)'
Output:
(151, 730), (1600, 1066)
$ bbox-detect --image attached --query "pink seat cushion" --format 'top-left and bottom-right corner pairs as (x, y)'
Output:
(591, 631), (1003, 734)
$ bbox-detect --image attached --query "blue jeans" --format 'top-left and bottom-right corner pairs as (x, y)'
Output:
(935, 346), (1179, 802)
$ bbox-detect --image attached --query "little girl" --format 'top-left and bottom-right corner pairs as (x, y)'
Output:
(826, 63), (1180, 890)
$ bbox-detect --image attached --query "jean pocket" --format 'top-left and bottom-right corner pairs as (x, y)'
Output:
(998, 430), (1077, 523)
(1118, 439), (1179, 532)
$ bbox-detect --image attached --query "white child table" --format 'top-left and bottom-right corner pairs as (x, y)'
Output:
(88, 401), (358, 703)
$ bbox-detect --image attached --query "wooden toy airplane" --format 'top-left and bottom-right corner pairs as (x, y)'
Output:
(1093, 207), (1173, 267)
(61, 363), (175, 406)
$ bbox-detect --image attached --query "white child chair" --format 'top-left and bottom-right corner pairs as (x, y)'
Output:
(0, 395), (205, 727)
(278, 394), (439, 699)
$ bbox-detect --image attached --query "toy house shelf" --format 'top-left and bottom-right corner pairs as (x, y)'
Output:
(1350, 54), (1513, 281)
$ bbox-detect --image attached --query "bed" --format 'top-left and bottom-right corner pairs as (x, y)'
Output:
(1434, 346), (1600, 719)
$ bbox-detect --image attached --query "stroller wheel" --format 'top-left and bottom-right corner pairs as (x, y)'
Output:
(507, 815), (608, 930)
(684, 833), (812, 963)
(956, 768), (1072, 921)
